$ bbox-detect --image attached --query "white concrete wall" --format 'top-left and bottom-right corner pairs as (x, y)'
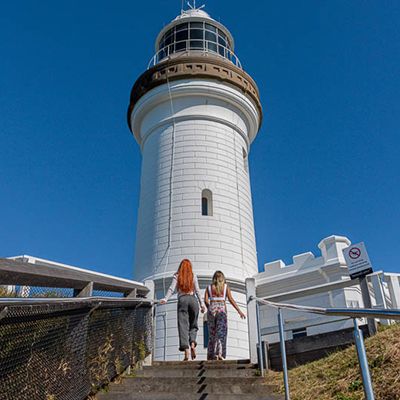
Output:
(131, 79), (260, 283)
(134, 119), (257, 282)
(256, 236), (364, 344)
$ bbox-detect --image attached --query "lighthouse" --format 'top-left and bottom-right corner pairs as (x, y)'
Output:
(128, 4), (262, 360)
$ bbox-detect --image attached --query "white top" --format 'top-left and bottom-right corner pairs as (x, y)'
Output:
(208, 284), (227, 302)
(164, 273), (205, 307)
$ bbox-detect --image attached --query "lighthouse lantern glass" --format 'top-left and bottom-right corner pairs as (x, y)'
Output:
(153, 21), (240, 68)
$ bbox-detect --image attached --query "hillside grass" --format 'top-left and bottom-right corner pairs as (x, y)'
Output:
(266, 323), (400, 400)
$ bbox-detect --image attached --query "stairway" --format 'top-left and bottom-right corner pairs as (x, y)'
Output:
(96, 359), (283, 400)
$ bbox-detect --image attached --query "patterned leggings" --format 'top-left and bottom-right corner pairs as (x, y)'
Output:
(207, 303), (228, 360)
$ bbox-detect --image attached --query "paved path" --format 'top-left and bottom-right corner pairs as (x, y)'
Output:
(97, 359), (283, 400)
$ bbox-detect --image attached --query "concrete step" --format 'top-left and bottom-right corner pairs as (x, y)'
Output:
(136, 367), (258, 378)
(152, 359), (251, 367)
(106, 377), (276, 395)
(147, 360), (257, 370)
(97, 393), (282, 400)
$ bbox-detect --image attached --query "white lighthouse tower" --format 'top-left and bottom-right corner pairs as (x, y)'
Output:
(128, 4), (262, 360)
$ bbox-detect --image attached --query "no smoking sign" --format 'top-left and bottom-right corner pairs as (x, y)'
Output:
(343, 242), (373, 279)
(349, 247), (361, 260)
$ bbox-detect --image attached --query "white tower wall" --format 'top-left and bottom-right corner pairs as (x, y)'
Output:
(131, 78), (260, 360)
(132, 79), (259, 283)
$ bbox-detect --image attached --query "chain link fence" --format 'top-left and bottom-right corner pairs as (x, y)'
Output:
(0, 299), (153, 400)
(0, 286), (126, 299)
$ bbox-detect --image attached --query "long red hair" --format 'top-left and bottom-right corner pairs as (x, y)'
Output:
(177, 259), (194, 293)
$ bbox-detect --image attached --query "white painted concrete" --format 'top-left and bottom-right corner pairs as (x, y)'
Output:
(254, 236), (400, 344)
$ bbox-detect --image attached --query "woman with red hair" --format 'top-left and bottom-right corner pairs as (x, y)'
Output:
(160, 259), (205, 360)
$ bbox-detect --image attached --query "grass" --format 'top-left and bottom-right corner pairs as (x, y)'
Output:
(266, 323), (400, 400)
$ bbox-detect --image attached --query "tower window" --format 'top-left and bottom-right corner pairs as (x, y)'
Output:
(201, 189), (213, 216)
(243, 148), (248, 173)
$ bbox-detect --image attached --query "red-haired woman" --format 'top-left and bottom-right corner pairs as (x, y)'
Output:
(160, 259), (206, 361)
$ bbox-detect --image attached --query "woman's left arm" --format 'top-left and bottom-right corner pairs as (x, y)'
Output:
(226, 286), (246, 319)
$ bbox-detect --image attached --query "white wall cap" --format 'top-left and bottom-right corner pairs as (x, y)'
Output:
(318, 235), (351, 264)
(255, 260), (346, 286)
(262, 253), (321, 276)
(383, 272), (400, 278)
(263, 259), (286, 272)
(293, 252), (315, 267)
(318, 235), (351, 249)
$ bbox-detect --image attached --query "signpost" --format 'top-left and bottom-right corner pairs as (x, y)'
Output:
(343, 242), (377, 335)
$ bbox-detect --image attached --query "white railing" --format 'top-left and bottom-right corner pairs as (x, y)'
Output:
(147, 40), (242, 69)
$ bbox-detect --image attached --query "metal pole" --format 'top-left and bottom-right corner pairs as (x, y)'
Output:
(278, 308), (290, 400)
(359, 276), (377, 335)
(353, 319), (375, 400)
(256, 301), (265, 377)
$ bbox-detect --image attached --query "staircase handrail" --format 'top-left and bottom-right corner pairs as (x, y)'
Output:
(249, 295), (400, 400)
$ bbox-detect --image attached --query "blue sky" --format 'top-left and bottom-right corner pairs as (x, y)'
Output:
(0, 0), (399, 278)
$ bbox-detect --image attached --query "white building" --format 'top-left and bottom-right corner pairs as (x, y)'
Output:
(255, 235), (400, 346)
(128, 6), (262, 360)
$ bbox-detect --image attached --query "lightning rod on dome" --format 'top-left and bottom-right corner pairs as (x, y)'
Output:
(186, 0), (205, 11)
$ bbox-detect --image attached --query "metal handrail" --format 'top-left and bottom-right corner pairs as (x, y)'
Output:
(0, 297), (154, 306)
(250, 296), (400, 320)
(250, 295), (400, 400)
(147, 40), (242, 69)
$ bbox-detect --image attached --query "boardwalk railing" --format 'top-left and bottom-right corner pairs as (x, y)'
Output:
(0, 257), (148, 298)
(249, 295), (400, 400)
(0, 257), (154, 400)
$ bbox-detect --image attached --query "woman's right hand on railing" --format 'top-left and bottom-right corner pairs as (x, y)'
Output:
(159, 299), (167, 305)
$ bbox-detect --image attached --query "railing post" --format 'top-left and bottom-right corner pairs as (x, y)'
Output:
(278, 308), (290, 400)
(245, 278), (258, 364)
(359, 276), (377, 335)
(73, 282), (93, 298)
(353, 319), (375, 400)
(144, 280), (155, 366)
(256, 301), (265, 377)
(124, 288), (137, 298)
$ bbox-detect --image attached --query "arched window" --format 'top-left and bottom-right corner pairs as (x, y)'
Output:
(201, 189), (213, 216)
(243, 148), (248, 173)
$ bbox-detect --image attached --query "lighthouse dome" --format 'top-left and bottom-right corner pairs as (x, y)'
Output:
(174, 8), (212, 20)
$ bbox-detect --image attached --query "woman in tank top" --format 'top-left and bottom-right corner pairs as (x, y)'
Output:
(160, 259), (206, 361)
(204, 270), (246, 360)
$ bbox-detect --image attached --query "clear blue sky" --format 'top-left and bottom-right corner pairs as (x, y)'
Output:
(1, 0), (399, 279)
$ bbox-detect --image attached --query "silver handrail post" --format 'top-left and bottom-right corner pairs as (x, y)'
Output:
(256, 300), (265, 377)
(353, 319), (375, 400)
(278, 307), (290, 400)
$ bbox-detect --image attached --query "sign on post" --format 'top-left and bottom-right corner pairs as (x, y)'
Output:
(343, 242), (373, 280)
